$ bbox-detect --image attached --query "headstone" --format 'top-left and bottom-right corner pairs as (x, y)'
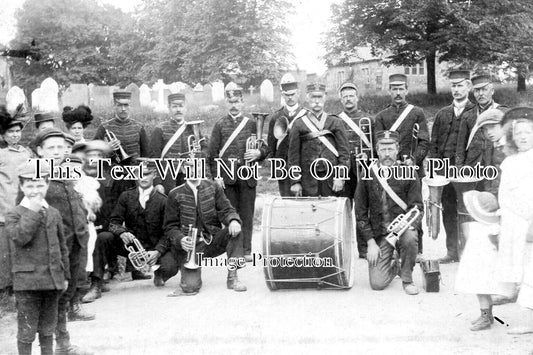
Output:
(260, 79), (274, 102)
(202, 84), (212, 103)
(152, 79), (167, 113)
(139, 84), (151, 107)
(249, 85), (256, 95)
(163, 89), (171, 106)
(193, 83), (203, 92)
(6, 86), (26, 113)
(31, 88), (43, 110)
(39, 77), (60, 111)
(88, 83), (95, 107)
(61, 84), (89, 108)
(212, 81), (225, 102)
(91, 86), (113, 107)
(125, 83), (140, 108)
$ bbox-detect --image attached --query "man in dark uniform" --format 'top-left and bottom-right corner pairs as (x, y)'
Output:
(82, 160), (178, 303)
(150, 93), (208, 194)
(288, 83), (349, 197)
(336, 81), (374, 258)
(429, 70), (476, 263)
(374, 73), (429, 257)
(208, 82), (268, 261)
(165, 178), (247, 295)
(266, 73), (307, 196)
(355, 130), (423, 295)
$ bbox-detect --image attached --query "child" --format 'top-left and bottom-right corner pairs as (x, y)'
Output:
(5, 163), (69, 355)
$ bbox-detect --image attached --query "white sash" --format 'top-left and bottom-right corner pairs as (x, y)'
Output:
(390, 104), (414, 131)
(338, 112), (372, 149)
(300, 114), (339, 157)
(161, 122), (188, 159)
(466, 102), (500, 150)
(219, 116), (250, 158)
(371, 164), (408, 211)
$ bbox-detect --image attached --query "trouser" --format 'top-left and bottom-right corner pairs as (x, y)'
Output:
(0, 224), (12, 290)
(278, 177), (293, 197)
(179, 228), (244, 293)
(224, 179), (256, 255)
(15, 290), (61, 350)
(368, 229), (418, 289)
(441, 183), (459, 259)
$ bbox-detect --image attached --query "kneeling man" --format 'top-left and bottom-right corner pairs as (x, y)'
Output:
(355, 130), (423, 295)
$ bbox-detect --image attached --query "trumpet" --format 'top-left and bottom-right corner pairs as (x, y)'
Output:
(104, 128), (132, 164)
(385, 206), (421, 246)
(246, 113), (267, 166)
(423, 176), (450, 240)
(184, 224), (200, 269)
(125, 237), (150, 272)
(186, 120), (205, 159)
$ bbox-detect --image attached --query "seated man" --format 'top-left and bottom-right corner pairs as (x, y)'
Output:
(355, 130), (423, 295)
(164, 177), (246, 296)
(82, 160), (179, 303)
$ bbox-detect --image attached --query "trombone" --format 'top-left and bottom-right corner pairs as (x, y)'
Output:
(104, 128), (132, 164)
(246, 112), (268, 166)
(385, 206), (421, 246)
(184, 224), (199, 269)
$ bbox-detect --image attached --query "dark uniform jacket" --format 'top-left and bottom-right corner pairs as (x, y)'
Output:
(455, 101), (507, 167)
(164, 180), (241, 246)
(355, 164), (423, 243)
(108, 188), (167, 253)
(374, 102), (429, 176)
(208, 114), (268, 187)
(288, 112), (350, 195)
(429, 101), (476, 164)
(337, 110), (374, 169)
(149, 118), (208, 159)
(266, 105), (307, 160)
(5, 204), (70, 291)
(93, 116), (150, 158)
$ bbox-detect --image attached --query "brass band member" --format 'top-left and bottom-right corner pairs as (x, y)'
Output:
(288, 83), (349, 197)
(208, 82), (268, 260)
(266, 73), (307, 196)
(429, 70), (475, 263)
(355, 131), (423, 295)
(150, 92), (208, 194)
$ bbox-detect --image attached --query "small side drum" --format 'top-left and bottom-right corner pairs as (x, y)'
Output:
(261, 197), (355, 290)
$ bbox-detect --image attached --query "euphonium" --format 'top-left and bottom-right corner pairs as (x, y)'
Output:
(385, 206), (421, 246)
(422, 175), (450, 240)
(125, 237), (150, 272)
(184, 224), (199, 270)
(104, 128), (131, 164)
(273, 115), (289, 140)
(245, 113), (267, 166)
(186, 120), (205, 159)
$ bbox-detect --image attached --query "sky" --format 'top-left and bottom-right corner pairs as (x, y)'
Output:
(0, 0), (337, 75)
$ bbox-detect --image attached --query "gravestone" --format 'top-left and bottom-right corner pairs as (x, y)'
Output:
(163, 89), (171, 106)
(260, 79), (274, 102)
(31, 88), (43, 110)
(193, 83), (203, 92)
(212, 81), (225, 102)
(6, 86), (26, 113)
(39, 77), (60, 111)
(88, 83), (95, 107)
(61, 84), (89, 108)
(152, 79), (167, 113)
(203, 84), (212, 103)
(125, 83), (140, 108)
(139, 84), (151, 107)
(91, 86), (113, 107)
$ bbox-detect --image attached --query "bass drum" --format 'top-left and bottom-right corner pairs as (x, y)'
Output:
(261, 197), (355, 290)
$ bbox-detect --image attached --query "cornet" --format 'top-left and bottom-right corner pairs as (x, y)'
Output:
(104, 128), (132, 164)
(385, 206), (421, 246)
(125, 237), (150, 272)
(245, 113), (267, 166)
(184, 224), (200, 269)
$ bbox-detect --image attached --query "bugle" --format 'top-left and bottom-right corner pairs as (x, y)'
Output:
(125, 237), (150, 272)
(385, 206), (421, 246)
(423, 176), (450, 240)
(184, 224), (199, 269)
(104, 128), (132, 164)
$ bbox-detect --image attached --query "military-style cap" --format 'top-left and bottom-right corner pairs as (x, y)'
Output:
(168, 93), (185, 103)
(84, 139), (112, 155)
(63, 133), (76, 146)
(376, 130), (400, 144)
(389, 74), (407, 85)
(339, 81), (358, 94)
(17, 160), (50, 179)
(136, 157), (158, 173)
(34, 112), (55, 125)
(62, 154), (83, 165)
(113, 91), (132, 101)
(71, 142), (87, 153)
(225, 82), (243, 98)
(280, 73), (298, 91)
(448, 70), (471, 84)
(306, 83), (326, 93)
(471, 73), (492, 89)
(501, 106), (533, 126)
(477, 109), (504, 129)
(34, 128), (65, 147)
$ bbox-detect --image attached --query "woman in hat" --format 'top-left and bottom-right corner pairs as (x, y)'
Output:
(62, 105), (93, 143)
(0, 105), (32, 293)
(496, 107), (533, 334)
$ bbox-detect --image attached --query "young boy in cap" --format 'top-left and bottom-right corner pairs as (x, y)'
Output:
(5, 162), (69, 355)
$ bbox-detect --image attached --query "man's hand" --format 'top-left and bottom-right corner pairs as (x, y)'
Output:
(244, 149), (261, 163)
(146, 250), (161, 266)
(356, 152), (368, 161)
(120, 232), (135, 245)
(228, 220), (241, 237)
(154, 184), (165, 194)
(366, 239), (380, 267)
(215, 177), (225, 189)
(291, 183), (302, 197)
(180, 236), (194, 252)
(403, 158), (414, 166)
(109, 138), (121, 151)
(332, 178), (345, 192)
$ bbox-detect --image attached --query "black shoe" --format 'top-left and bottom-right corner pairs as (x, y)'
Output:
(154, 274), (165, 287)
(68, 303), (95, 322)
(359, 253), (367, 259)
(131, 270), (152, 280)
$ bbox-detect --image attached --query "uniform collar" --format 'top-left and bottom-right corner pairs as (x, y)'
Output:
(138, 186), (154, 197)
(392, 101), (408, 110)
(228, 112), (242, 123)
(20, 197), (49, 210)
(113, 116), (132, 125)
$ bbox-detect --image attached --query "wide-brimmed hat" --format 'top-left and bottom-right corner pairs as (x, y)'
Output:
(463, 190), (500, 225)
